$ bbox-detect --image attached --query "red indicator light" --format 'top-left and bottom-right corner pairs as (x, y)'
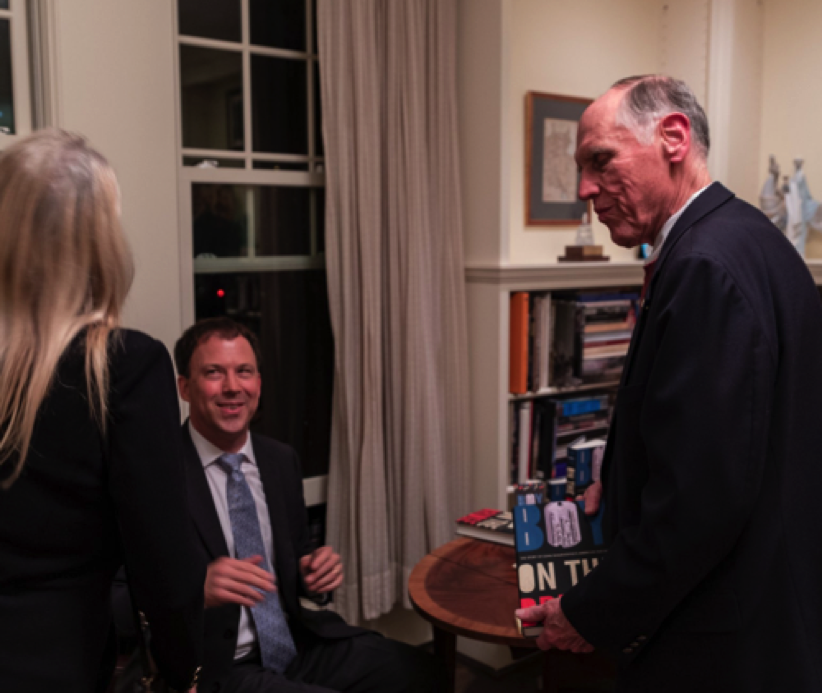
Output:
(217, 289), (225, 298)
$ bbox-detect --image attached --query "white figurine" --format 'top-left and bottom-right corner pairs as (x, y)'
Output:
(784, 158), (822, 256)
(761, 156), (822, 256)
(759, 155), (786, 232)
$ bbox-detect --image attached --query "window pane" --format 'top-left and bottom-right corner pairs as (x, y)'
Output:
(183, 156), (245, 169)
(249, 0), (305, 51)
(178, 0), (240, 43)
(314, 62), (323, 157)
(254, 186), (311, 256)
(315, 190), (325, 254)
(0, 2), (8, 10)
(311, 0), (318, 54)
(251, 55), (307, 154)
(192, 184), (312, 258)
(0, 20), (14, 134)
(180, 46), (243, 151)
(194, 270), (334, 477)
(192, 184), (248, 258)
(253, 160), (309, 171)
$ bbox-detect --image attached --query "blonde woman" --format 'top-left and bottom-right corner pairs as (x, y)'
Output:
(0, 130), (204, 692)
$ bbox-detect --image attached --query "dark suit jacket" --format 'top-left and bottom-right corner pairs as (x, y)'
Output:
(0, 330), (204, 692)
(182, 425), (364, 693)
(562, 183), (822, 692)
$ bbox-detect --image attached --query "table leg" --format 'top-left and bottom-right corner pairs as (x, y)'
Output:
(542, 649), (559, 693)
(433, 626), (457, 693)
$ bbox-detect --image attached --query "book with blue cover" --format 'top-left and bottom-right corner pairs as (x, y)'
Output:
(513, 500), (608, 636)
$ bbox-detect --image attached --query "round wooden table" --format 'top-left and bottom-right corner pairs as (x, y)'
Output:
(409, 537), (613, 693)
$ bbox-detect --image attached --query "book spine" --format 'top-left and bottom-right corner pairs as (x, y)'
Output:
(509, 292), (530, 394)
(517, 402), (532, 485)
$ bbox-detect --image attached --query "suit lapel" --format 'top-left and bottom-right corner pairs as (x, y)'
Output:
(619, 182), (735, 384)
(182, 422), (230, 559)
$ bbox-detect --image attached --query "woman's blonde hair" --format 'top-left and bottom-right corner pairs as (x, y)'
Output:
(0, 129), (134, 487)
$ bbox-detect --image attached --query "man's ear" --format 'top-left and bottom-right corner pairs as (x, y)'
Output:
(659, 112), (690, 163)
(177, 375), (190, 403)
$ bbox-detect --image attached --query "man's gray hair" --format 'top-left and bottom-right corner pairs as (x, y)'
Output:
(611, 75), (710, 159)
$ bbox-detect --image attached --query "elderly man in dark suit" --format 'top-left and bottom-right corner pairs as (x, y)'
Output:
(174, 318), (441, 693)
(517, 75), (822, 692)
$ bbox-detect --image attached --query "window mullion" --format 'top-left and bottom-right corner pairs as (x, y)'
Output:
(241, 0), (252, 168)
(246, 187), (256, 258)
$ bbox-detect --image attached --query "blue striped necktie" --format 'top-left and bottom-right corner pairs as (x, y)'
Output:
(217, 452), (297, 673)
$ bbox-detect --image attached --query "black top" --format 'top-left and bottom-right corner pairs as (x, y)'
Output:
(0, 329), (204, 692)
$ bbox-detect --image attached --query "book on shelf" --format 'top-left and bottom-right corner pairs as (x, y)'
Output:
(510, 288), (637, 393)
(566, 438), (606, 497)
(529, 292), (552, 392)
(509, 292), (529, 394)
(513, 499), (608, 636)
(455, 508), (515, 546)
(508, 481), (548, 509)
(511, 394), (613, 484)
(517, 401), (533, 484)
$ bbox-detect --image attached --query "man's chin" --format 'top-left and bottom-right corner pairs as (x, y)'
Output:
(607, 224), (642, 249)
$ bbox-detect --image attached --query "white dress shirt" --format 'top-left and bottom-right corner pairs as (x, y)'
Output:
(189, 422), (275, 660)
(645, 184), (711, 266)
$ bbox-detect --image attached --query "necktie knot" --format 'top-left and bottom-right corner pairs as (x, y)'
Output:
(217, 452), (245, 476)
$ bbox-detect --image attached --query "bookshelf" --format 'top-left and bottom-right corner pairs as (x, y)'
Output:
(466, 259), (822, 511)
(466, 261), (641, 511)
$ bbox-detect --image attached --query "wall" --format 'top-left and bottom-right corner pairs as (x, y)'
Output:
(707, 0), (764, 206)
(51, 0), (183, 352)
(458, 0), (511, 265)
(760, 0), (822, 258)
(505, 0), (716, 265)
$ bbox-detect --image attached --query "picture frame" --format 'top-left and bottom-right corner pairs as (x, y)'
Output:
(525, 91), (593, 226)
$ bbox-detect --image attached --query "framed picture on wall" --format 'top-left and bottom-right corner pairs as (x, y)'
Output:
(525, 91), (592, 226)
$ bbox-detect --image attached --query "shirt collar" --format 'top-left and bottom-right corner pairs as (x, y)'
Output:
(645, 183), (710, 265)
(188, 420), (257, 469)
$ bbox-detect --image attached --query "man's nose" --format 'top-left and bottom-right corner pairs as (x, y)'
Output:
(223, 371), (240, 392)
(578, 171), (598, 200)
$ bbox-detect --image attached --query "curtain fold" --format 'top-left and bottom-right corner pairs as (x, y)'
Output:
(317, 0), (471, 623)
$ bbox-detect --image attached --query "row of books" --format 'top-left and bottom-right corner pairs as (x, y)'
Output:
(509, 288), (639, 394)
(510, 392), (612, 485)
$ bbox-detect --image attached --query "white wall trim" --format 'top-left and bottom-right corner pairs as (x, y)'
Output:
(303, 474), (328, 507)
(27, 0), (62, 129)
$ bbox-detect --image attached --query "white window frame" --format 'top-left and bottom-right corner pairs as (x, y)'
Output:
(173, 1), (329, 503)
(0, 0), (33, 147)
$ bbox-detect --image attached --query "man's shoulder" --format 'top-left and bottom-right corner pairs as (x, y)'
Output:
(250, 432), (298, 464)
(679, 190), (796, 267)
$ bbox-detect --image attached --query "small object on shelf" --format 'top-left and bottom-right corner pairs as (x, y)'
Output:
(559, 214), (609, 262)
(559, 246), (610, 262)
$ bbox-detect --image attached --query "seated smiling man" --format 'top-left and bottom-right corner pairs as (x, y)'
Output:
(174, 318), (442, 693)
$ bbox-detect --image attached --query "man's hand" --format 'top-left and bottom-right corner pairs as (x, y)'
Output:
(516, 598), (594, 653)
(204, 555), (275, 608)
(299, 546), (343, 594)
(579, 480), (603, 515)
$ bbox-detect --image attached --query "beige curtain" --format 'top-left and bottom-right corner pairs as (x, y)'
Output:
(317, 0), (471, 623)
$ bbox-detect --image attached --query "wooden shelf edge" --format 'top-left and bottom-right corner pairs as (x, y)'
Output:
(465, 262), (643, 289)
(466, 259), (822, 288)
(509, 380), (620, 401)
